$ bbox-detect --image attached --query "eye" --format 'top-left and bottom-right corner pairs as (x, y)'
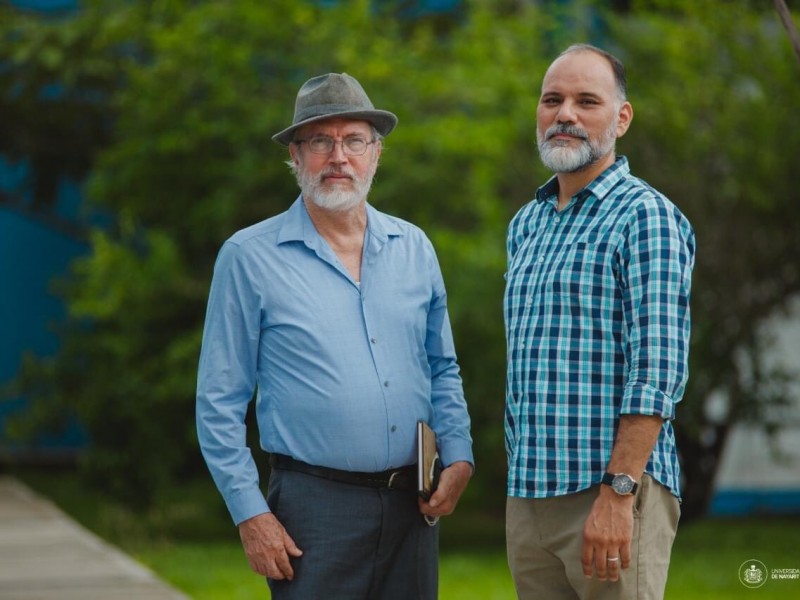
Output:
(308, 136), (334, 152)
(343, 137), (368, 153)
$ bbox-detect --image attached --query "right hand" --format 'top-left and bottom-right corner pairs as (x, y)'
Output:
(238, 512), (303, 580)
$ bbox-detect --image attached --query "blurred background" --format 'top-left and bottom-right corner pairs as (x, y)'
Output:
(1, 0), (799, 598)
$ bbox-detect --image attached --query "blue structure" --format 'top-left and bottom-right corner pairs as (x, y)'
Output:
(7, 0), (77, 11)
(1, 0), (86, 458)
(0, 156), (89, 458)
(1, 0), (465, 461)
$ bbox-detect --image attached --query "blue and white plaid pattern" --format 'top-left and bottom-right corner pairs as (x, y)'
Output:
(504, 157), (694, 499)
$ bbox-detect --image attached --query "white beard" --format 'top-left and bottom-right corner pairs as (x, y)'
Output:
(296, 162), (376, 212)
(537, 120), (618, 174)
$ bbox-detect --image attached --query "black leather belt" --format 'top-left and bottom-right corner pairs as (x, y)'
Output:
(269, 454), (416, 491)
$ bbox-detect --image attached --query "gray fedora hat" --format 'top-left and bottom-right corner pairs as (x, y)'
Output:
(272, 73), (398, 146)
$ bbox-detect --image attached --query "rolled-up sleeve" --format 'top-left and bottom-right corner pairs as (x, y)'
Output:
(620, 200), (695, 420)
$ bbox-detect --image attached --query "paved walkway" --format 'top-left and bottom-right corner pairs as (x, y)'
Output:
(0, 476), (192, 600)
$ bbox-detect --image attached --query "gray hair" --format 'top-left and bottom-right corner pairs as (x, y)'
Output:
(559, 43), (627, 102)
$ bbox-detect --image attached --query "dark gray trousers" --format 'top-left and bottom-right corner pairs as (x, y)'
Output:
(266, 467), (439, 600)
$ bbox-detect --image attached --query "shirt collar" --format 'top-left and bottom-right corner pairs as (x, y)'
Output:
(276, 196), (403, 247)
(535, 155), (630, 206)
(276, 196), (308, 245)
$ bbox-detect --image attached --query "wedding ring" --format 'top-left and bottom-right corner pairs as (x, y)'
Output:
(607, 557), (620, 562)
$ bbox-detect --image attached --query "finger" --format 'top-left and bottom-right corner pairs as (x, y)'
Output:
(580, 543), (594, 578)
(283, 532), (304, 558)
(265, 558), (288, 581)
(276, 532), (305, 579)
(428, 493), (449, 513)
(273, 551), (295, 581)
(595, 552), (610, 581)
(419, 499), (443, 519)
(594, 561), (607, 581)
(606, 555), (621, 582)
(620, 542), (632, 570)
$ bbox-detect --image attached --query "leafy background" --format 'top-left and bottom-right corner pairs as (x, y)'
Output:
(2, 0), (799, 522)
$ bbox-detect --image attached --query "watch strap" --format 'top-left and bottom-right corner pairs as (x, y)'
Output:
(601, 472), (639, 495)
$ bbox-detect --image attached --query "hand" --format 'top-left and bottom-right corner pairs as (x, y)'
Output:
(238, 512), (303, 581)
(581, 487), (634, 582)
(419, 460), (473, 519)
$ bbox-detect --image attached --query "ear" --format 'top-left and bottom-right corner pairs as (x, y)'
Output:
(616, 101), (633, 138)
(289, 142), (301, 166)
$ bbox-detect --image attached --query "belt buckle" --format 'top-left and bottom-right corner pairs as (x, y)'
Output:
(387, 470), (401, 489)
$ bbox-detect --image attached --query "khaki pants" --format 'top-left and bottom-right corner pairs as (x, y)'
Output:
(506, 475), (680, 600)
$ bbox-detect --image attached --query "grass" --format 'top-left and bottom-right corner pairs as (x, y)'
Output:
(130, 543), (516, 600)
(132, 521), (800, 600)
(11, 467), (800, 599)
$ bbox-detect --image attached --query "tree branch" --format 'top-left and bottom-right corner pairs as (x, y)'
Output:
(774, 0), (800, 66)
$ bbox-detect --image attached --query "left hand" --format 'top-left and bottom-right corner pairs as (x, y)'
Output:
(418, 460), (473, 519)
(581, 487), (634, 582)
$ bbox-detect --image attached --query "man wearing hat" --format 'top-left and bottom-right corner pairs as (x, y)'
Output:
(196, 73), (474, 599)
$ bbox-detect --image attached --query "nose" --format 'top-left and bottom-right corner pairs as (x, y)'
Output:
(555, 99), (577, 124)
(327, 140), (348, 163)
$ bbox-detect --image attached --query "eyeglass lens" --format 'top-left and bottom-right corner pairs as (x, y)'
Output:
(307, 136), (369, 155)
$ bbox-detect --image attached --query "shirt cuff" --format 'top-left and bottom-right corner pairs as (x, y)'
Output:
(621, 382), (676, 420)
(440, 438), (475, 471)
(226, 486), (271, 526)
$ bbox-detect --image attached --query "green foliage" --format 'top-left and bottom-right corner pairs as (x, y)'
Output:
(610, 1), (800, 514)
(4, 0), (800, 516)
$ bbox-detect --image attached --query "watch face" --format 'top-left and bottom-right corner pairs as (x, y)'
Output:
(613, 474), (635, 495)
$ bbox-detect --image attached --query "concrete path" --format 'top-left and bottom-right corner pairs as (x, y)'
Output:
(0, 476), (192, 600)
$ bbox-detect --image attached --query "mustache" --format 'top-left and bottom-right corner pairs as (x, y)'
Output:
(320, 167), (356, 180)
(545, 123), (589, 141)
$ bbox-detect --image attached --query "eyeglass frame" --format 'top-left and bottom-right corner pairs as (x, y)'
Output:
(292, 134), (379, 156)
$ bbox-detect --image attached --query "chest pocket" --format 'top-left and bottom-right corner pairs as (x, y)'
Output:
(550, 238), (619, 316)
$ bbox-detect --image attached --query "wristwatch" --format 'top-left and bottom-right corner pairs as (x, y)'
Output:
(601, 472), (638, 496)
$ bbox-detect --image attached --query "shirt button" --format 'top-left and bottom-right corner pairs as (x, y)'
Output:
(384, 381), (389, 387)
(538, 256), (545, 264)
(391, 425), (397, 432)
(370, 337), (377, 344)
(554, 216), (561, 223)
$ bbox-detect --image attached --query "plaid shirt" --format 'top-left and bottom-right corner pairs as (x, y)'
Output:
(504, 157), (694, 499)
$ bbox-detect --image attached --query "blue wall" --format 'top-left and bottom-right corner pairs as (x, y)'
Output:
(0, 156), (89, 457)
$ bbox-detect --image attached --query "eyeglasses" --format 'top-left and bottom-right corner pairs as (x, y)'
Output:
(294, 135), (376, 156)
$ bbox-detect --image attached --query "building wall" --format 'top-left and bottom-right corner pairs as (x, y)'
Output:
(709, 296), (800, 515)
(0, 158), (88, 457)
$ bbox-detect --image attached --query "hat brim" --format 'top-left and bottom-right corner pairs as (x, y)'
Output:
(272, 109), (398, 146)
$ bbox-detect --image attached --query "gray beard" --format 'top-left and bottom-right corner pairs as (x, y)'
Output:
(537, 122), (617, 174)
(297, 166), (374, 212)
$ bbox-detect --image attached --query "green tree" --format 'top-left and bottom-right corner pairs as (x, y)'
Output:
(4, 0), (799, 519)
(614, 0), (800, 516)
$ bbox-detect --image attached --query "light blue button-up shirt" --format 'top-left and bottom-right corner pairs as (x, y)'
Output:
(197, 198), (473, 524)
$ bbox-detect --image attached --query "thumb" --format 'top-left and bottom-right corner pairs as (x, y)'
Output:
(428, 486), (446, 508)
(284, 533), (304, 557)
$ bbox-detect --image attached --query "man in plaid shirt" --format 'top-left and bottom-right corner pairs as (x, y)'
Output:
(504, 44), (694, 600)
